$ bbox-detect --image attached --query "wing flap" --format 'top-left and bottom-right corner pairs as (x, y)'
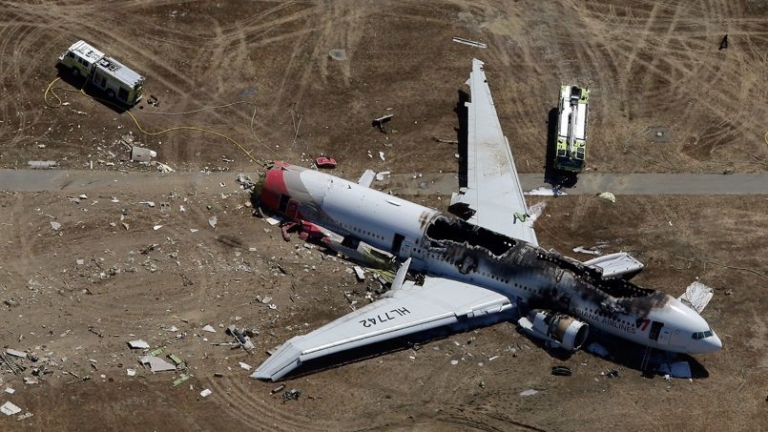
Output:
(583, 252), (645, 279)
(451, 58), (538, 245)
(251, 277), (514, 381)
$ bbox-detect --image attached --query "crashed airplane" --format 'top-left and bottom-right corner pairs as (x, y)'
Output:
(251, 59), (721, 381)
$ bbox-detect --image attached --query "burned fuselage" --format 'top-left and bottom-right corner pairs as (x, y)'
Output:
(414, 214), (668, 339)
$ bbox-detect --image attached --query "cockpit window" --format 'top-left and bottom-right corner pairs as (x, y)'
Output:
(692, 329), (714, 340)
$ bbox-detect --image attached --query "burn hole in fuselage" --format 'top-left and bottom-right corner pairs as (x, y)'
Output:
(425, 216), (516, 256)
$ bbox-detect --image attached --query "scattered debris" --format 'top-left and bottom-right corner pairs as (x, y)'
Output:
(23, 377), (38, 385)
(4, 387), (15, 394)
(226, 325), (255, 350)
(450, 360), (459, 366)
(131, 146), (157, 162)
(127, 340), (150, 349)
(126, 368), (137, 377)
(606, 369), (620, 378)
(353, 266), (365, 281)
(452, 36), (487, 49)
(153, 225), (163, 231)
(50, 221), (61, 231)
(315, 156), (337, 169)
(156, 162), (175, 173)
(200, 389), (212, 398)
(525, 187), (566, 196)
(208, 216), (218, 229)
(172, 374), (190, 386)
(139, 355), (176, 372)
(201, 325), (217, 333)
(17, 412), (33, 421)
(372, 114), (393, 133)
(271, 384), (286, 394)
(0, 401), (21, 416)
(6, 349), (27, 359)
(239, 362), (252, 371)
(598, 192), (616, 203)
(328, 49), (347, 61)
(375, 171), (391, 181)
(573, 246), (601, 256)
(282, 388), (301, 403)
(678, 282), (714, 313)
(552, 366), (572, 376)
(27, 160), (57, 169)
(379, 151), (386, 161)
(148, 346), (166, 357)
(168, 354), (183, 366)
(139, 201), (156, 208)
(519, 389), (538, 397)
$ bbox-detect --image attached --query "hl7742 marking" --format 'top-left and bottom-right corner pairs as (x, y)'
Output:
(360, 307), (411, 328)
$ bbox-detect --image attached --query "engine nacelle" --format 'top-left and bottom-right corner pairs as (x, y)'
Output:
(519, 310), (589, 352)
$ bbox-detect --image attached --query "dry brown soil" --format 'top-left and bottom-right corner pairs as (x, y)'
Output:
(1, 1), (768, 431)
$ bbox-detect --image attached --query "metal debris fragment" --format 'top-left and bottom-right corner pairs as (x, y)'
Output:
(452, 36), (487, 49)
(598, 192), (616, 203)
(127, 340), (150, 349)
(282, 388), (301, 403)
(1, 401), (21, 416)
(139, 355), (176, 372)
(5, 349), (27, 359)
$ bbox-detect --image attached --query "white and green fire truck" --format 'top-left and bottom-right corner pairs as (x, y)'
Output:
(554, 85), (589, 173)
(58, 40), (145, 105)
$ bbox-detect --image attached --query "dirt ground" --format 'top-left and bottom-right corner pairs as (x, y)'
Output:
(1, 1), (768, 431)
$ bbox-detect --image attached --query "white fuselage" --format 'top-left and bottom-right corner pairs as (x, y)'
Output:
(261, 163), (721, 355)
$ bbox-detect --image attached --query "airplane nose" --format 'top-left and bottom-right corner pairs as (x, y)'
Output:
(700, 333), (723, 353)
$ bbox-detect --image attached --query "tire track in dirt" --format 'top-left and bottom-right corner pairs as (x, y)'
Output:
(553, 0), (768, 172)
(204, 375), (348, 431)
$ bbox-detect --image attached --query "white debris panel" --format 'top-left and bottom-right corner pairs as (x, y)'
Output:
(678, 282), (714, 314)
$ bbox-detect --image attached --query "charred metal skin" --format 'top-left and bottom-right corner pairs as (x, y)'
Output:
(259, 162), (722, 354)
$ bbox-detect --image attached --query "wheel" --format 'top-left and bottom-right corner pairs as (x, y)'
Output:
(71, 68), (79, 77)
(107, 90), (115, 99)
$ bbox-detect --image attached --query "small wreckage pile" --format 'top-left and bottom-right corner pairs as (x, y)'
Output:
(0, 350), (36, 422)
(126, 322), (258, 394)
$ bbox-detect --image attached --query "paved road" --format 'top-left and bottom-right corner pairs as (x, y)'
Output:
(390, 172), (768, 196)
(2, 169), (768, 195)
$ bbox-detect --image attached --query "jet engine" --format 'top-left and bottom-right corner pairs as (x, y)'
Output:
(518, 310), (589, 352)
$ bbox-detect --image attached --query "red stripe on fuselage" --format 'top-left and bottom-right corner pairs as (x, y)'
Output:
(260, 163), (289, 211)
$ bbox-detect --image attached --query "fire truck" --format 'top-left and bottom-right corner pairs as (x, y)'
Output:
(58, 40), (145, 105)
(554, 85), (589, 173)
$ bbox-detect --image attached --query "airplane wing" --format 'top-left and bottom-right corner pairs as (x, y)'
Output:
(252, 276), (515, 381)
(450, 58), (538, 246)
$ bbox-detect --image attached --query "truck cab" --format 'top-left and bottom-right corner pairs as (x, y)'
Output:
(58, 40), (105, 78)
(554, 85), (589, 173)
